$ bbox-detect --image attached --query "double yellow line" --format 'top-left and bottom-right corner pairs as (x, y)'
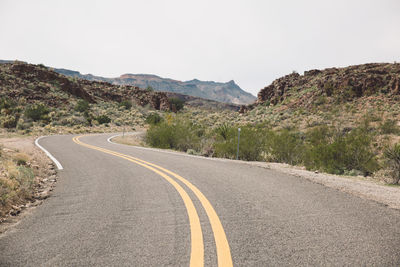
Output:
(72, 136), (233, 267)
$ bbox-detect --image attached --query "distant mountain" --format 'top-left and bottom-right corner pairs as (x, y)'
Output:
(53, 69), (256, 105)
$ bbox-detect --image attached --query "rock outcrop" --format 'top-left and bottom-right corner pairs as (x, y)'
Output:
(256, 63), (400, 107)
(10, 62), (95, 103)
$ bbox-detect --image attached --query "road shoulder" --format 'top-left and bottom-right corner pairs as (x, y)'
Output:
(111, 133), (400, 210)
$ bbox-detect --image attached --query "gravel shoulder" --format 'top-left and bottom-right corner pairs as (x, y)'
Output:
(248, 162), (400, 210)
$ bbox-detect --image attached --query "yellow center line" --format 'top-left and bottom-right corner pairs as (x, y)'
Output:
(72, 136), (204, 267)
(73, 135), (233, 267)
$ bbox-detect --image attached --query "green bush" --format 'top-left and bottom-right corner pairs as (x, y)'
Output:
(215, 123), (230, 140)
(383, 143), (400, 184)
(145, 119), (202, 152)
(264, 129), (304, 165)
(96, 115), (111, 124)
(304, 126), (378, 175)
(119, 100), (132, 110)
(0, 97), (17, 111)
(214, 125), (265, 161)
(145, 113), (163, 125)
(169, 98), (184, 112)
(1, 115), (19, 128)
(24, 104), (49, 122)
(75, 100), (90, 112)
(379, 119), (399, 135)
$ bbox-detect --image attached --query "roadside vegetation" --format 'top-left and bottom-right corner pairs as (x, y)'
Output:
(2, 61), (400, 187)
(0, 140), (53, 219)
(0, 96), (148, 136)
(144, 112), (400, 184)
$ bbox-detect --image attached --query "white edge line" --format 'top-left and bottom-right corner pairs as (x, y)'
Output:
(35, 136), (63, 170)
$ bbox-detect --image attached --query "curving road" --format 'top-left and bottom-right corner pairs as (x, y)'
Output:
(1, 133), (400, 266)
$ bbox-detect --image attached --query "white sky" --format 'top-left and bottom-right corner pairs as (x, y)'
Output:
(1, 0), (399, 96)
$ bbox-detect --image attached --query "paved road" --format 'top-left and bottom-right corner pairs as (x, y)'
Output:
(1, 133), (400, 266)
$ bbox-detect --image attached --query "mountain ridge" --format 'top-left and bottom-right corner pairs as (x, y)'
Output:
(52, 68), (256, 105)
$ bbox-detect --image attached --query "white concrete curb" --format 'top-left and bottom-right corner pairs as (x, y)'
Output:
(35, 136), (63, 170)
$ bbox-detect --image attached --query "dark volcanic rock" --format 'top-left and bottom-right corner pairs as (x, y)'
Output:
(256, 63), (400, 106)
(10, 63), (95, 103)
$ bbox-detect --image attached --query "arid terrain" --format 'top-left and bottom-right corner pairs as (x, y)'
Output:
(1, 60), (400, 266)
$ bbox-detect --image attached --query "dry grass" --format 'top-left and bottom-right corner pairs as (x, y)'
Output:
(0, 136), (52, 219)
(113, 131), (146, 147)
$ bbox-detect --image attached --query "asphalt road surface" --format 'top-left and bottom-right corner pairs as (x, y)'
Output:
(1, 133), (400, 266)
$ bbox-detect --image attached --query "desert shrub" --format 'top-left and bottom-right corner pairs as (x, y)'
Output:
(75, 100), (90, 112)
(0, 162), (35, 208)
(145, 118), (202, 152)
(146, 122), (176, 148)
(146, 86), (154, 92)
(16, 166), (34, 194)
(303, 126), (378, 175)
(14, 153), (30, 166)
(96, 115), (111, 124)
(119, 100), (132, 110)
(0, 97), (17, 111)
(214, 125), (265, 161)
(187, 149), (198, 155)
(323, 82), (335, 96)
(0, 178), (15, 206)
(1, 115), (19, 128)
(145, 113), (163, 125)
(169, 98), (184, 112)
(16, 119), (33, 130)
(215, 123), (230, 140)
(60, 115), (88, 126)
(379, 119), (399, 135)
(264, 129), (304, 165)
(24, 104), (49, 122)
(382, 143), (400, 184)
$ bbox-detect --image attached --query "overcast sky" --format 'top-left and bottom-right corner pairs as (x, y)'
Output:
(1, 0), (399, 95)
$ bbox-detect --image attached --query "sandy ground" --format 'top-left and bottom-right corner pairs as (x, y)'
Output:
(113, 133), (145, 146)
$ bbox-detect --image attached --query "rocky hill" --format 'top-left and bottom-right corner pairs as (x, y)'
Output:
(53, 68), (256, 105)
(259, 63), (399, 106)
(0, 61), (179, 133)
(0, 62), (171, 111)
(164, 92), (239, 111)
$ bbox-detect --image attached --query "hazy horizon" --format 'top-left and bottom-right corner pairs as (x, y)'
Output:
(1, 0), (399, 95)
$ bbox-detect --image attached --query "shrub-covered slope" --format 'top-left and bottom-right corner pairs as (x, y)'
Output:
(0, 62), (171, 110)
(243, 63), (400, 111)
(0, 61), (173, 133)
